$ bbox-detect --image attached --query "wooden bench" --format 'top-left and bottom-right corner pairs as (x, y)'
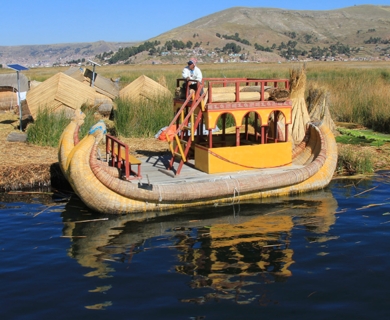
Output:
(127, 154), (142, 181)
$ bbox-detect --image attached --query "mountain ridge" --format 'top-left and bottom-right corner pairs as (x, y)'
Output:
(1, 5), (389, 66)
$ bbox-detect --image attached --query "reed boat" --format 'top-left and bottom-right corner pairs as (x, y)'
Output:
(58, 77), (337, 215)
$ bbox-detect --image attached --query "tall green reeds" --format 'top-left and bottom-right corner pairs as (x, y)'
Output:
(27, 107), (96, 147)
(337, 145), (374, 174)
(27, 108), (70, 147)
(114, 95), (173, 137)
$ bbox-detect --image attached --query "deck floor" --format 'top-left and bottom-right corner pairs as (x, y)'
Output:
(123, 155), (304, 186)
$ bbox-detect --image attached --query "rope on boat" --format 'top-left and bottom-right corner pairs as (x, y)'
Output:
(224, 180), (230, 194)
(157, 185), (162, 202)
(232, 177), (240, 205)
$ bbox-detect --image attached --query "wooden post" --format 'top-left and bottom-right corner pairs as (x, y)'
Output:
(261, 81), (265, 101)
(254, 113), (258, 141)
(285, 124), (289, 142)
(209, 130), (213, 149)
(274, 111), (279, 143)
(245, 114), (249, 140)
(236, 127), (240, 146)
(261, 126), (265, 144)
(222, 114), (226, 142)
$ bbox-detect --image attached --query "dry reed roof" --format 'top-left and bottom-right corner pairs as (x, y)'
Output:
(26, 72), (96, 119)
(83, 68), (119, 100)
(29, 80), (42, 89)
(120, 75), (172, 101)
(65, 67), (119, 100)
(0, 73), (29, 92)
(64, 67), (85, 82)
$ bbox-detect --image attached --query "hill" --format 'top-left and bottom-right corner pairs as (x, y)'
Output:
(106, 5), (390, 64)
(0, 40), (139, 67)
(1, 5), (389, 67)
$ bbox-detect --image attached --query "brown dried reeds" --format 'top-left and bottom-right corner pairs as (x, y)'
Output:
(289, 65), (311, 143)
(307, 83), (336, 133)
(0, 112), (59, 190)
(0, 164), (52, 191)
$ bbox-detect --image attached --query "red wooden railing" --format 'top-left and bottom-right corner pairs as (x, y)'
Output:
(201, 78), (289, 104)
(106, 134), (130, 179)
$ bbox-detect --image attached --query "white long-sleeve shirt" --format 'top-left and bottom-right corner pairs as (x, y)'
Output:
(182, 66), (202, 85)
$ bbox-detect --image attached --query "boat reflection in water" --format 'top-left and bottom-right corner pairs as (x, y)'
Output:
(61, 189), (338, 305)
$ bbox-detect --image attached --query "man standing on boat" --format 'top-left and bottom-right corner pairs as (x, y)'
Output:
(182, 58), (203, 95)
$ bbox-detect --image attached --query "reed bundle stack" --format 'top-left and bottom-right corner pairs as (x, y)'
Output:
(214, 124), (255, 135)
(307, 85), (336, 133)
(289, 66), (311, 143)
(268, 88), (290, 102)
(200, 86), (272, 104)
(26, 72), (96, 119)
(0, 91), (17, 111)
(120, 75), (172, 101)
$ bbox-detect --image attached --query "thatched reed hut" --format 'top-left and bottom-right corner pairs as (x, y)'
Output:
(26, 72), (95, 119)
(120, 75), (172, 101)
(0, 73), (29, 111)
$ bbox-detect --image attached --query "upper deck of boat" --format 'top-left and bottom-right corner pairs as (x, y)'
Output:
(122, 155), (304, 186)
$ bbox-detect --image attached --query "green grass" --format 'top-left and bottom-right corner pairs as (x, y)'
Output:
(337, 146), (374, 174)
(336, 135), (371, 146)
(26, 107), (96, 147)
(113, 95), (173, 138)
(27, 108), (71, 147)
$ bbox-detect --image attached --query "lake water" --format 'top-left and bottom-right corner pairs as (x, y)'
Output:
(1, 172), (390, 320)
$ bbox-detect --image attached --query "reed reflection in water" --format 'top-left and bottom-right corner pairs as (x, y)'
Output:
(61, 189), (338, 306)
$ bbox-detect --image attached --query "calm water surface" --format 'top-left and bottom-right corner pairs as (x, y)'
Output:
(1, 172), (390, 320)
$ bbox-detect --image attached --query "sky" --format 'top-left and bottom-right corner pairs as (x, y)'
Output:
(0, 1), (386, 46)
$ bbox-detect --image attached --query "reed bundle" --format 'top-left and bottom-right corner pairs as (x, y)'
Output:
(210, 92), (264, 102)
(157, 75), (168, 88)
(307, 84), (336, 133)
(289, 66), (311, 143)
(0, 91), (17, 110)
(268, 88), (290, 102)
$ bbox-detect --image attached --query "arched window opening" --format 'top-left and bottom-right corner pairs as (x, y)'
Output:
(267, 110), (287, 143)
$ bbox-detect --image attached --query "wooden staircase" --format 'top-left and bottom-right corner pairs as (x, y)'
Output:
(165, 83), (206, 175)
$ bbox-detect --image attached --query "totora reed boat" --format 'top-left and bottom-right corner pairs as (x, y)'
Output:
(58, 76), (337, 214)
